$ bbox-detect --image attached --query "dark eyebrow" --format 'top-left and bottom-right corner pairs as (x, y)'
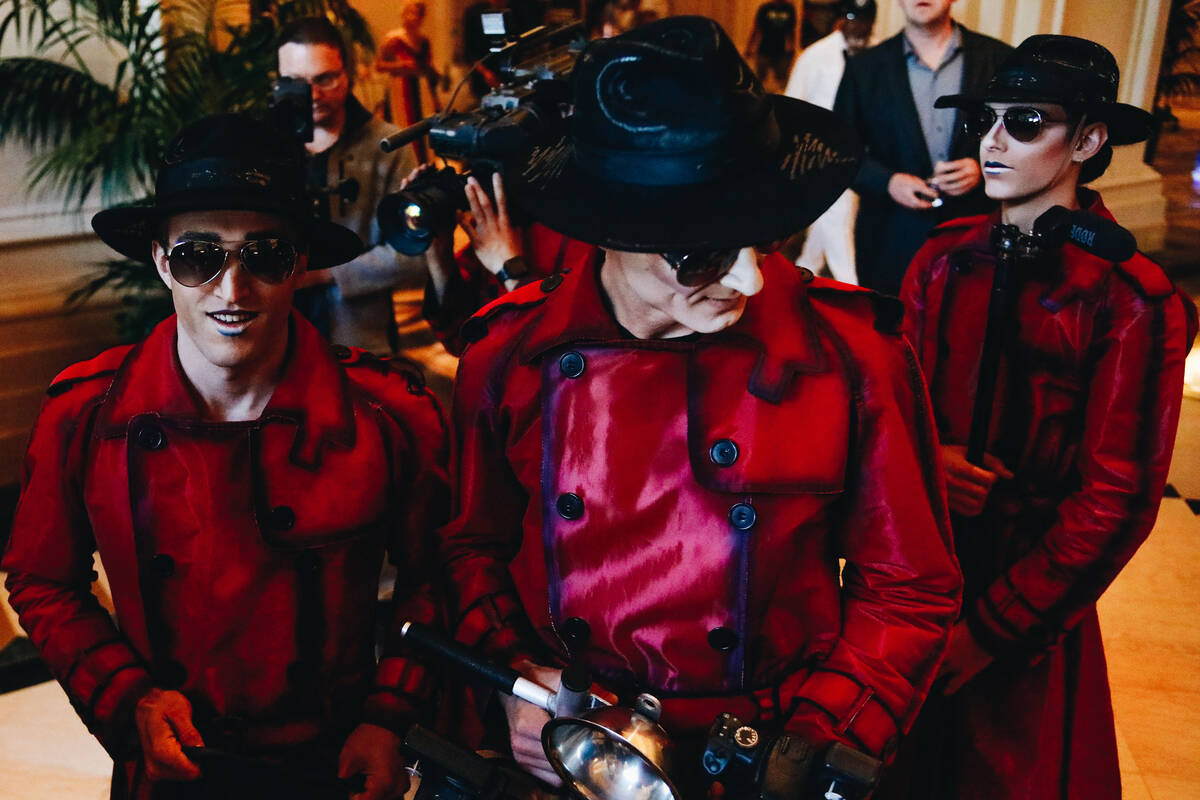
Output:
(245, 229), (290, 240)
(175, 231), (221, 243)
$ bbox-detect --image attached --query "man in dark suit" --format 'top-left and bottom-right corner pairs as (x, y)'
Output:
(834, 0), (1010, 295)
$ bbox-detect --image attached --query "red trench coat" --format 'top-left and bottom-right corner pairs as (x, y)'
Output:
(2, 313), (449, 799)
(891, 191), (1197, 800)
(440, 253), (961, 789)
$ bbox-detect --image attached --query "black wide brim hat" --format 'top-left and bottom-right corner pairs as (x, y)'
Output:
(92, 114), (363, 269)
(935, 34), (1153, 146)
(507, 16), (862, 252)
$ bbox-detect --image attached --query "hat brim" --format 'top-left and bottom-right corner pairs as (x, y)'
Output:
(92, 194), (364, 270)
(505, 95), (862, 252)
(934, 93), (1154, 146)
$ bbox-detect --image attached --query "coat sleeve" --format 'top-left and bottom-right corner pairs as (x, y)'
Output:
(833, 60), (895, 200)
(360, 367), (454, 732)
(775, 324), (961, 758)
(966, 283), (1195, 659)
(2, 393), (154, 759)
(437, 344), (541, 669)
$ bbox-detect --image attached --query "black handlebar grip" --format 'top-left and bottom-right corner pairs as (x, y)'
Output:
(401, 621), (522, 694)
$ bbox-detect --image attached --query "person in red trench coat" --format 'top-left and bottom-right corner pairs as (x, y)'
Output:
(887, 36), (1199, 800)
(438, 17), (961, 796)
(2, 115), (449, 800)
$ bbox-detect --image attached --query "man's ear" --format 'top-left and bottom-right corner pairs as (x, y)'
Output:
(1073, 121), (1109, 164)
(151, 240), (174, 290)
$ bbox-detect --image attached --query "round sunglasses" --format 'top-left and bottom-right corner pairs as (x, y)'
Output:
(165, 238), (299, 288)
(963, 106), (1074, 143)
(661, 247), (742, 287)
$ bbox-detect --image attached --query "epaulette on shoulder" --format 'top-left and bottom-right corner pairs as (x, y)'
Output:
(46, 344), (134, 398)
(333, 345), (429, 397)
(1113, 252), (1174, 300)
(806, 273), (905, 334)
(458, 274), (558, 348)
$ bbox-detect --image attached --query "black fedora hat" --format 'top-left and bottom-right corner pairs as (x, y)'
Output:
(91, 114), (363, 269)
(935, 34), (1153, 146)
(507, 16), (862, 252)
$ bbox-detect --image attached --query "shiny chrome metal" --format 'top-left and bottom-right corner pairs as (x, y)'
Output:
(543, 705), (680, 800)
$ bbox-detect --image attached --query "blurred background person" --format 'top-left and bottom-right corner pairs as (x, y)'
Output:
(278, 17), (423, 355)
(745, 0), (798, 91)
(834, 0), (1010, 296)
(785, 0), (877, 283)
(376, 1), (441, 163)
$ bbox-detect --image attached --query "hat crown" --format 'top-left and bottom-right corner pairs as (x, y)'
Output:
(568, 17), (777, 184)
(988, 34), (1120, 106)
(156, 114), (307, 210)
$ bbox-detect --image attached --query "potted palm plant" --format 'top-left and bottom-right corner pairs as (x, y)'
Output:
(0, 0), (372, 339)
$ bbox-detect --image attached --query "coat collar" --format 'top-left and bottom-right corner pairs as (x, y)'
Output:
(517, 252), (827, 399)
(959, 189), (1118, 312)
(95, 311), (357, 468)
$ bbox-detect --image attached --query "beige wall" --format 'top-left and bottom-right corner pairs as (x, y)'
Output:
(0, 0), (1175, 487)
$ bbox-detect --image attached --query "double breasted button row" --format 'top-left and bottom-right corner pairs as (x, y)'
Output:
(559, 351), (586, 378)
(729, 503), (757, 531)
(556, 492), (585, 520)
(151, 553), (175, 578)
(709, 439), (739, 467)
(708, 626), (739, 652)
(559, 614), (736, 654)
(557, 490), (755, 532)
(134, 421), (166, 451)
(268, 505), (295, 531)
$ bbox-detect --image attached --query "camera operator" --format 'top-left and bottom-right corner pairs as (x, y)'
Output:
(438, 16), (960, 799)
(419, 171), (596, 355)
(278, 17), (424, 355)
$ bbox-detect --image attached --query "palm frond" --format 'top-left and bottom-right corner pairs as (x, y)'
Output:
(0, 58), (117, 146)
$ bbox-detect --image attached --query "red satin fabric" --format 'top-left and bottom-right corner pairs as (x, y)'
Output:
(888, 190), (1198, 800)
(441, 253), (961, 762)
(3, 313), (449, 800)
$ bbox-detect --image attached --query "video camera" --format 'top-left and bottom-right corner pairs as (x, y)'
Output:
(376, 15), (586, 255)
(267, 77), (360, 216)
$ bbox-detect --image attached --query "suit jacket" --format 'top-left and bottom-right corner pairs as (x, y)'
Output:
(834, 27), (1012, 296)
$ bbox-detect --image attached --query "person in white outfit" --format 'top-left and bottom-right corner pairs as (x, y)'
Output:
(785, 0), (876, 284)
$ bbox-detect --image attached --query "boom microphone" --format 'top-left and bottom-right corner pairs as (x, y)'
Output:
(1032, 206), (1137, 263)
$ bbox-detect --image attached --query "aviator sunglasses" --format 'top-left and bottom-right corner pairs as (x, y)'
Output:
(165, 238), (299, 287)
(661, 247), (742, 287)
(963, 106), (1074, 143)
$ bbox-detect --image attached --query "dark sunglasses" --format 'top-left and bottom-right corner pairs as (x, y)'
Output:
(661, 247), (741, 287)
(963, 106), (1073, 143)
(165, 238), (299, 288)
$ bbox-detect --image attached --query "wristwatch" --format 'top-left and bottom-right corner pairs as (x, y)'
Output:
(496, 256), (529, 284)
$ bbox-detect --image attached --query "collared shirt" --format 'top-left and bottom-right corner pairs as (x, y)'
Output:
(904, 24), (963, 168)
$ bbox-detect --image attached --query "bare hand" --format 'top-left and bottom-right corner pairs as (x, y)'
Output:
(399, 163), (434, 192)
(460, 173), (523, 278)
(938, 620), (994, 694)
(888, 172), (937, 210)
(929, 158), (982, 198)
(135, 688), (204, 782)
(501, 662), (562, 786)
(338, 723), (410, 800)
(941, 444), (1012, 517)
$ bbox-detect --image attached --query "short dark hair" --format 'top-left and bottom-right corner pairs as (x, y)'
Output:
(1065, 107), (1113, 184)
(278, 16), (355, 87)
